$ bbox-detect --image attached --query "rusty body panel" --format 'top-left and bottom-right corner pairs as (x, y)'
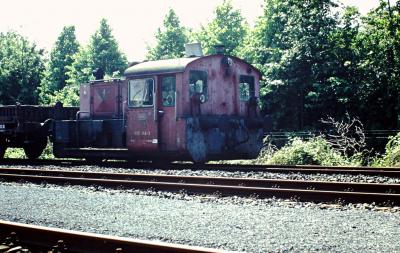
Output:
(126, 107), (158, 152)
(80, 79), (126, 119)
(92, 82), (119, 118)
(181, 55), (260, 117)
(179, 55), (263, 162)
(125, 76), (158, 152)
(157, 74), (181, 151)
(79, 84), (91, 118)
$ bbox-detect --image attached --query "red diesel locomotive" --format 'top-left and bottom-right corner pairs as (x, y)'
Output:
(0, 46), (269, 163)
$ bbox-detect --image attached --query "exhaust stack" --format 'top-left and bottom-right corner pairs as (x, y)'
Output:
(185, 42), (203, 57)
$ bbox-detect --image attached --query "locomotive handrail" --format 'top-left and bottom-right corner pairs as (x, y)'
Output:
(75, 111), (90, 148)
(153, 88), (157, 122)
(76, 111), (90, 120)
(89, 78), (122, 84)
(175, 91), (177, 120)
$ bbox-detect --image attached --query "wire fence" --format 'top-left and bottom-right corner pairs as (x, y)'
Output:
(267, 130), (399, 151)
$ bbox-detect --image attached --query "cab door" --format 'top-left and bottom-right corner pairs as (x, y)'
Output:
(126, 77), (159, 152)
(158, 75), (177, 151)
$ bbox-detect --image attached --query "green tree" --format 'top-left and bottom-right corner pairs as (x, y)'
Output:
(239, 0), (290, 69)
(241, 0), (343, 130)
(240, 0), (400, 133)
(0, 31), (45, 105)
(90, 18), (128, 75)
(305, 6), (362, 126)
(66, 18), (128, 85)
(39, 26), (79, 104)
(146, 9), (188, 60)
(66, 46), (96, 86)
(48, 46), (92, 106)
(58, 18), (128, 106)
(354, 0), (400, 129)
(194, 0), (248, 56)
(239, 0), (292, 113)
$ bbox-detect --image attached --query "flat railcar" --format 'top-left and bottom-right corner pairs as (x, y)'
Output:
(0, 104), (78, 159)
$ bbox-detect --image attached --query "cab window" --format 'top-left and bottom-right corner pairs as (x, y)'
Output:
(189, 70), (208, 103)
(128, 78), (154, 107)
(239, 75), (255, 101)
(161, 76), (176, 107)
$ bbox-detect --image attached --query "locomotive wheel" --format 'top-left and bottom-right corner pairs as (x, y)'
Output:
(24, 138), (47, 160)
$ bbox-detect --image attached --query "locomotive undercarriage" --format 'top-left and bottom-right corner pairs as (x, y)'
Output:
(53, 115), (265, 163)
(53, 119), (128, 160)
(54, 119), (126, 148)
(53, 118), (192, 161)
(186, 116), (264, 163)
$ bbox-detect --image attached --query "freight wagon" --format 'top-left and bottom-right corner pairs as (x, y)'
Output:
(0, 104), (77, 159)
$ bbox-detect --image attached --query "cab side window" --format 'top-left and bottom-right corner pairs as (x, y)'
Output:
(161, 76), (176, 107)
(128, 78), (154, 107)
(189, 70), (208, 103)
(239, 75), (255, 101)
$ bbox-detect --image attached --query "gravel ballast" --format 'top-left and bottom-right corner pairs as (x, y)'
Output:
(0, 182), (399, 252)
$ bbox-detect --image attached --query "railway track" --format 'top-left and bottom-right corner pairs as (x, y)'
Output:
(0, 168), (399, 205)
(0, 220), (225, 253)
(1, 158), (400, 177)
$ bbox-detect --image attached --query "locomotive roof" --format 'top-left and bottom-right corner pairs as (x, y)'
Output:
(124, 57), (200, 77)
(123, 55), (261, 77)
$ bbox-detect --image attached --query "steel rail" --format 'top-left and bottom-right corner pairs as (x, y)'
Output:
(0, 220), (226, 253)
(0, 169), (399, 205)
(1, 158), (400, 177)
(0, 167), (399, 194)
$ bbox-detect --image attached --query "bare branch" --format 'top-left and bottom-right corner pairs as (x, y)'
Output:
(320, 113), (367, 157)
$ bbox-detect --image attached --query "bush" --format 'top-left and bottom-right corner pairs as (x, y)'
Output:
(4, 148), (26, 159)
(373, 133), (400, 167)
(4, 141), (55, 159)
(266, 137), (357, 166)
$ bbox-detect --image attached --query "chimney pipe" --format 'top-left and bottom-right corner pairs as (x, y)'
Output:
(185, 42), (203, 57)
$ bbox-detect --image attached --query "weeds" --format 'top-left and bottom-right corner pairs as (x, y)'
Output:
(372, 133), (400, 167)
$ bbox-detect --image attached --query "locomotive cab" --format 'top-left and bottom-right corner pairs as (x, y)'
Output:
(53, 53), (266, 163)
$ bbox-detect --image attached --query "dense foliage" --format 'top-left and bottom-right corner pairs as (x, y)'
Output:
(266, 137), (357, 166)
(0, 32), (45, 105)
(240, 0), (352, 130)
(373, 132), (400, 166)
(355, 2), (400, 129)
(239, 0), (400, 131)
